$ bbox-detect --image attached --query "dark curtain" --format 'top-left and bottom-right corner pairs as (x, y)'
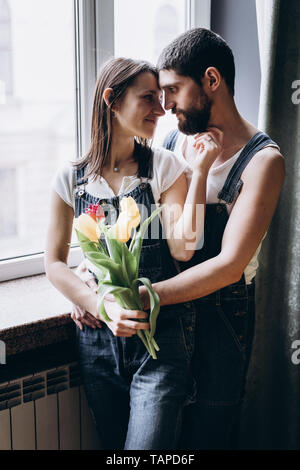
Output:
(238, 0), (300, 449)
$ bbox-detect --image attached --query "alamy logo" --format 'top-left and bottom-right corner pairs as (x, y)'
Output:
(291, 340), (300, 365)
(291, 80), (300, 105)
(0, 340), (6, 365)
(97, 202), (205, 250)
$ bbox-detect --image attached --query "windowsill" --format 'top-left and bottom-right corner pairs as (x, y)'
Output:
(1, 273), (76, 357)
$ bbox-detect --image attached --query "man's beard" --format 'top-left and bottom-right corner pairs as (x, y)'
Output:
(174, 93), (212, 135)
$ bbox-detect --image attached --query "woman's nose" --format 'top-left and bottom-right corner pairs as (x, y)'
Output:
(153, 101), (165, 116)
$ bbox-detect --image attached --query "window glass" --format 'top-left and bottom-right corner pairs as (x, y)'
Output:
(0, 0), (76, 260)
(114, 0), (187, 146)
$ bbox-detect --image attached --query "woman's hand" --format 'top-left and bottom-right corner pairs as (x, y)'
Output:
(192, 127), (223, 173)
(71, 262), (102, 330)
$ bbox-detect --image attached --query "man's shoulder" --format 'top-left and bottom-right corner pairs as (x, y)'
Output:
(242, 145), (285, 185)
(250, 145), (284, 166)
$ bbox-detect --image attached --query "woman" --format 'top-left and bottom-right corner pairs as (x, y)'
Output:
(45, 57), (221, 450)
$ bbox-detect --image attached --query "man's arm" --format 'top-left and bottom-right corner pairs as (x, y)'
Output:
(142, 147), (285, 307)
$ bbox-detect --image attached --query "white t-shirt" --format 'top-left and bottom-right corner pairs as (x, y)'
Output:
(52, 146), (188, 210)
(173, 132), (280, 285)
(53, 147), (189, 278)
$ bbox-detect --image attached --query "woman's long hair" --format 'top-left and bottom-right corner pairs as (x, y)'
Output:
(74, 57), (159, 180)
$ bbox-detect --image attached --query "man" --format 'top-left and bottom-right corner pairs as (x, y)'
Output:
(72, 29), (285, 449)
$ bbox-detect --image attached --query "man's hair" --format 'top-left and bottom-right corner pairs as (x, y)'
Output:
(157, 28), (235, 96)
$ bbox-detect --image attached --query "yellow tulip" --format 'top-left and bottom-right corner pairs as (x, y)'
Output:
(114, 197), (141, 243)
(119, 197), (140, 228)
(120, 197), (138, 216)
(74, 214), (100, 242)
(115, 212), (133, 243)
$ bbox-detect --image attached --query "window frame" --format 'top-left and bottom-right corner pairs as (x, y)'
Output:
(188, 0), (211, 29)
(0, 0), (210, 282)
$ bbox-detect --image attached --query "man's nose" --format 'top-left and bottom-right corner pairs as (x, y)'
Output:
(164, 97), (175, 111)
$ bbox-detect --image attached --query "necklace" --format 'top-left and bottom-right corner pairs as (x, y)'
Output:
(111, 151), (136, 173)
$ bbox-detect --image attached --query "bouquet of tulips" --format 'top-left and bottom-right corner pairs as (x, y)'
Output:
(74, 197), (163, 359)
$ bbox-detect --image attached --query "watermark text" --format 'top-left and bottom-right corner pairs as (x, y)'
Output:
(0, 340), (6, 365)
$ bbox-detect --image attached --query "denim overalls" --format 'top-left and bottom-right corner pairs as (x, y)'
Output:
(74, 152), (197, 450)
(164, 131), (277, 449)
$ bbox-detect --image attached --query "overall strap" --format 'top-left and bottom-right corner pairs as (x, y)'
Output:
(75, 164), (88, 186)
(163, 129), (179, 151)
(73, 163), (89, 200)
(218, 131), (277, 204)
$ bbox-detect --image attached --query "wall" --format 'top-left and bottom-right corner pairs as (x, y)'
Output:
(211, 0), (261, 126)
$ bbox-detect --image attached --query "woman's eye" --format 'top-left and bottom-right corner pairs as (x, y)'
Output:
(144, 95), (153, 101)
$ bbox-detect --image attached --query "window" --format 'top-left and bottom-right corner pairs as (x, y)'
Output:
(0, 0), (13, 97)
(0, 0), (210, 281)
(0, 168), (17, 240)
(0, 0), (77, 279)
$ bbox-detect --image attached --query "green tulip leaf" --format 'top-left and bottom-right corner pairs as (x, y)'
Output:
(99, 223), (123, 264)
(139, 205), (164, 239)
(131, 205), (164, 266)
(75, 229), (99, 254)
(121, 242), (138, 284)
(97, 284), (132, 322)
(84, 251), (125, 286)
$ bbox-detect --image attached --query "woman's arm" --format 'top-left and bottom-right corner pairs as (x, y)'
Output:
(160, 130), (222, 262)
(45, 190), (149, 336)
(45, 191), (99, 314)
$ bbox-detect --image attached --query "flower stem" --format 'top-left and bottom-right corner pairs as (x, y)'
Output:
(113, 286), (158, 359)
(129, 228), (136, 252)
(144, 330), (157, 359)
(137, 330), (151, 355)
(151, 337), (160, 352)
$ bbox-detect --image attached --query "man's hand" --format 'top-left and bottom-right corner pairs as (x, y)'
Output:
(72, 260), (150, 336)
(102, 295), (150, 337)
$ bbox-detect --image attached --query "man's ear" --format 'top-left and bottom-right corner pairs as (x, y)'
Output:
(103, 88), (115, 108)
(203, 67), (221, 93)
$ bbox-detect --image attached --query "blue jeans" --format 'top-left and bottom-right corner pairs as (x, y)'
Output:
(179, 281), (256, 449)
(76, 306), (196, 450)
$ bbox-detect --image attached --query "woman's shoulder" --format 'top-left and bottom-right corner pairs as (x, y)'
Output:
(52, 160), (78, 208)
(55, 159), (77, 180)
(150, 146), (188, 197)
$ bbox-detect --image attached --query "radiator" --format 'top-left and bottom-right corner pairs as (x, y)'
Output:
(0, 362), (102, 450)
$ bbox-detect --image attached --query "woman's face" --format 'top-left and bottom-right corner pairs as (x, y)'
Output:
(113, 72), (165, 139)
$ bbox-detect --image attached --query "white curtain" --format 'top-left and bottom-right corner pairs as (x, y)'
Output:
(255, 0), (280, 129)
